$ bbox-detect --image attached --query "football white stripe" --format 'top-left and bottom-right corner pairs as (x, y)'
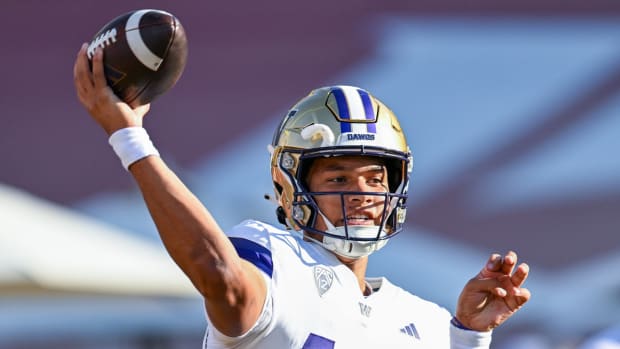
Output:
(125, 9), (164, 71)
(340, 85), (367, 133)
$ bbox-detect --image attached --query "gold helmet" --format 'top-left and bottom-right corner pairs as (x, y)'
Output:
(269, 85), (412, 259)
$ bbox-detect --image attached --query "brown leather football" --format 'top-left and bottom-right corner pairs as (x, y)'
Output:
(87, 9), (188, 107)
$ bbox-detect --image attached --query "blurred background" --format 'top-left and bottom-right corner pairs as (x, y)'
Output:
(1, 0), (619, 348)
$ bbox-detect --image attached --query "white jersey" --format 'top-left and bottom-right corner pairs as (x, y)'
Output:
(203, 220), (491, 349)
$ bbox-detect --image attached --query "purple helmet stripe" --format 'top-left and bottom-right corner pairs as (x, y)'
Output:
(357, 89), (376, 133)
(332, 88), (352, 133)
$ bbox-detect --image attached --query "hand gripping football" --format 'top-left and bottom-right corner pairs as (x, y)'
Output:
(87, 9), (188, 107)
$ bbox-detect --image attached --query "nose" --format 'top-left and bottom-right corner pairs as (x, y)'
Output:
(346, 177), (375, 203)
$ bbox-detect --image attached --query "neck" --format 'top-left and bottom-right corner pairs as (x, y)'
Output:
(336, 254), (369, 295)
(303, 231), (371, 295)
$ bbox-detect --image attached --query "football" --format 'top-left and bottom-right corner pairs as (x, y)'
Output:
(87, 9), (188, 107)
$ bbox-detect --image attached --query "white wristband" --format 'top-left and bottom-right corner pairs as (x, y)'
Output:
(108, 127), (160, 170)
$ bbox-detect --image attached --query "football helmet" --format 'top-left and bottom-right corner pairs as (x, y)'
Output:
(269, 85), (412, 259)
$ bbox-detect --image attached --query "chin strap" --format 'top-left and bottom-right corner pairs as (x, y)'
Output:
(311, 211), (389, 259)
(322, 231), (389, 259)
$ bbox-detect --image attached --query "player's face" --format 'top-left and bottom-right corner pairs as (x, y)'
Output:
(305, 156), (390, 232)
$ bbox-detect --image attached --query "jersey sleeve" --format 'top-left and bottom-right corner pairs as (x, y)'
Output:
(450, 323), (493, 349)
(204, 280), (274, 348)
(202, 220), (277, 348)
(226, 219), (275, 278)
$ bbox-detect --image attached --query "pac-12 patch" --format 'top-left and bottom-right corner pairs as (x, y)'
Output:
(313, 265), (334, 297)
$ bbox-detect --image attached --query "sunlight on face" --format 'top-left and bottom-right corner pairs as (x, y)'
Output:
(305, 156), (389, 231)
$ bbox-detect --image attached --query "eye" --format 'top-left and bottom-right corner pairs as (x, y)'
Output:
(328, 176), (346, 183)
(367, 175), (385, 186)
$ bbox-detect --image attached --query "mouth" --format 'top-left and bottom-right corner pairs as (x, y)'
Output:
(342, 215), (374, 226)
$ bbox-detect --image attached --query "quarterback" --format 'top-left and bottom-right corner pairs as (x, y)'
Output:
(73, 44), (531, 348)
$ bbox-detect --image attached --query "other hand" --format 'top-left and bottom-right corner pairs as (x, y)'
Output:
(455, 251), (531, 331)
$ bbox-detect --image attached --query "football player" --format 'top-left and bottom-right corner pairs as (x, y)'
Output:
(74, 44), (531, 348)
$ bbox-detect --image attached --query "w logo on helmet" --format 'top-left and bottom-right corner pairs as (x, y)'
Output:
(326, 86), (378, 134)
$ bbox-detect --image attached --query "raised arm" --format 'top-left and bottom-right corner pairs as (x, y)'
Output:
(73, 44), (266, 336)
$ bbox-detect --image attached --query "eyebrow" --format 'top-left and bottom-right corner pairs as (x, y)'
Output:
(321, 164), (385, 172)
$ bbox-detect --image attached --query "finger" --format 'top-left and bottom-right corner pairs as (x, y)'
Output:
(92, 47), (108, 90)
(500, 251), (517, 275)
(464, 275), (531, 312)
(494, 274), (531, 312)
(465, 276), (503, 295)
(505, 286), (531, 311)
(492, 287), (507, 298)
(510, 263), (529, 288)
(485, 253), (503, 273)
(73, 43), (93, 94)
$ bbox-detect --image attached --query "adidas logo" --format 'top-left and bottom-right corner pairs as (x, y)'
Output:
(400, 322), (420, 339)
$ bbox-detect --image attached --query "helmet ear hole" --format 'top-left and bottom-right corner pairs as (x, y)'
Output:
(276, 206), (288, 226)
(273, 181), (283, 195)
(385, 159), (403, 192)
(298, 158), (315, 190)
